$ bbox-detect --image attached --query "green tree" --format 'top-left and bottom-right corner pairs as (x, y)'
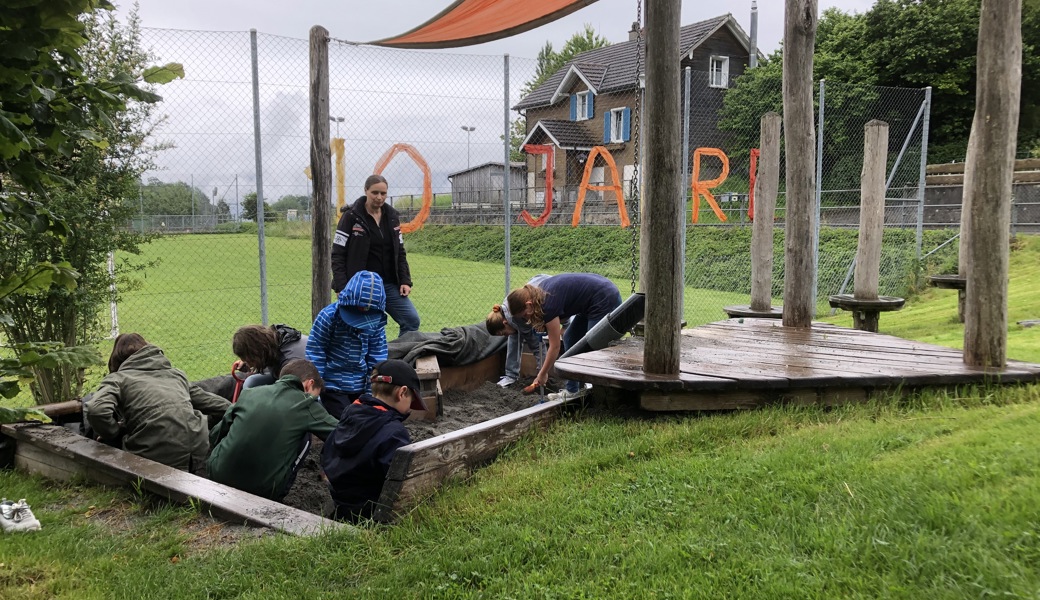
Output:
(139, 178), (213, 216)
(271, 194), (310, 213)
(242, 192), (275, 222)
(0, 0), (181, 403)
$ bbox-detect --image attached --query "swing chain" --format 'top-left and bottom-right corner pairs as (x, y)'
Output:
(628, 0), (643, 295)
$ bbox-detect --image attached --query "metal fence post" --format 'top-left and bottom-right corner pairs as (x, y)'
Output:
(811, 79), (825, 306)
(916, 86), (932, 257)
(681, 66), (691, 311)
(503, 53), (511, 298)
(250, 29), (269, 325)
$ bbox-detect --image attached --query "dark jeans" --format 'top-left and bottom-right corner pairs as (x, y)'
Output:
(561, 292), (623, 393)
(384, 282), (420, 335)
(320, 389), (361, 421)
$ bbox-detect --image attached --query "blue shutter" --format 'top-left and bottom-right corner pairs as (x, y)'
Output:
(622, 108), (631, 142)
(587, 93), (595, 119)
(569, 95), (577, 121)
(603, 112), (611, 143)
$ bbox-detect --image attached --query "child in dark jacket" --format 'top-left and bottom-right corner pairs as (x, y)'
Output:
(321, 359), (427, 523)
(231, 323), (308, 390)
(306, 270), (388, 420)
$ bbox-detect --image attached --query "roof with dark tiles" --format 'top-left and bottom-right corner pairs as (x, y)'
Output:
(515, 14), (744, 111)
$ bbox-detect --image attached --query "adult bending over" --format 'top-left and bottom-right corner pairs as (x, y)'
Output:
(485, 273), (552, 387)
(506, 273), (621, 401)
(332, 174), (419, 335)
(85, 333), (230, 473)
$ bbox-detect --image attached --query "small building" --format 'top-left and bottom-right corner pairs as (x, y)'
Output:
(447, 162), (527, 208)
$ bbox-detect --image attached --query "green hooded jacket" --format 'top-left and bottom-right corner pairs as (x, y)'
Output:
(86, 345), (230, 472)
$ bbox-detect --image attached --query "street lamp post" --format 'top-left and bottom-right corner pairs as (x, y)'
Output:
(461, 125), (476, 168)
(330, 116), (344, 138)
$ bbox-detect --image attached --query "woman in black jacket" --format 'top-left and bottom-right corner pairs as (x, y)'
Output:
(331, 175), (420, 335)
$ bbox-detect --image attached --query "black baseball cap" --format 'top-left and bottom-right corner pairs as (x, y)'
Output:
(370, 359), (427, 412)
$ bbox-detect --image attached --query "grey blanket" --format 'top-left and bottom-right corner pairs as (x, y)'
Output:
(388, 323), (506, 367)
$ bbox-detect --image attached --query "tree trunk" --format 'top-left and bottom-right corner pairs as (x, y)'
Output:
(642, 0), (684, 375)
(309, 26), (333, 321)
(781, 0), (819, 327)
(751, 112), (781, 312)
(964, 0), (1022, 368)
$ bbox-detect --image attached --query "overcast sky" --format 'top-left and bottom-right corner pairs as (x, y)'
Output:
(119, 0), (877, 58)
(115, 0), (881, 210)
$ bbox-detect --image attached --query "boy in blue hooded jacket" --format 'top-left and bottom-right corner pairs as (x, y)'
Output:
(306, 270), (388, 420)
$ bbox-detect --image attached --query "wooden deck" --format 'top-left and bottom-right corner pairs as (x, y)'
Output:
(555, 319), (1040, 411)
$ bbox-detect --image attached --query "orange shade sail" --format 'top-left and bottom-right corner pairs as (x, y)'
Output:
(371, 0), (602, 49)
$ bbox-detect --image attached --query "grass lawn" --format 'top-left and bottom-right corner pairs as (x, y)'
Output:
(823, 235), (1040, 363)
(1, 235), (1038, 599)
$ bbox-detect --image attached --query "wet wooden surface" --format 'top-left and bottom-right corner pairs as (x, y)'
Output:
(1, 423), (346, 536)
(555, 319), (1040, 410)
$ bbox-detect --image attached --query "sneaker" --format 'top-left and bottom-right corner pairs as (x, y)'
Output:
(0, 498), (41, 533)
(547, 387), (590, 402)
(496, 376), (517, 387)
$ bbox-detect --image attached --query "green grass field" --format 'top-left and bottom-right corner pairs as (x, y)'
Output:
(112, 233), (750, 380)
(1, 235), (1038, 599)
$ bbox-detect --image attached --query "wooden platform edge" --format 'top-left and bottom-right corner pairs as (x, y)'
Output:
(1, 423), (348, 537)
(373, 397), (572, 523)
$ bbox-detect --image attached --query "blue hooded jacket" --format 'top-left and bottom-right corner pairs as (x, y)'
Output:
(306, 270), (388, 393)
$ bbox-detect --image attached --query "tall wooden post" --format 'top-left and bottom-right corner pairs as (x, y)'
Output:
(309, 26), (332, 320)
(781, 0), (818, 328)
(642, 0), (683, 374)
(964, 0), (1022, 368)
(750, 113), (782, 312)
(853, 120), (889, 301)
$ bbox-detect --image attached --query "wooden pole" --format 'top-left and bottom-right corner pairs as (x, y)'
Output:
(750, 112), (781, 312)
(781, 0), (818, 328)
(964, 0), (1022, 368)
(309, 26), (332, 321)
(853, 120), (889, 301)
(642, 0), (683, 375)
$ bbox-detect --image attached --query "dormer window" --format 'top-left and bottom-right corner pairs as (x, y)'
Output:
(709, 56), (730, 89)
(575, 91), (591, 121)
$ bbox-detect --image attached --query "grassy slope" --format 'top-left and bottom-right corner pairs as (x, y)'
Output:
(1, 238), (1038, 599)
(824, 235), (1040, 363)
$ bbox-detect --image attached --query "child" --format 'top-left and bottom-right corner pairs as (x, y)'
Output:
(86, 333), (230, 473)
(321, 359), (427, 523)
(306, 270), (388, 420)
(231, 323), (308, 389)
(208, 358), (339, 500)
(485, 273), (552, 387)
(506, 273), (622, 400)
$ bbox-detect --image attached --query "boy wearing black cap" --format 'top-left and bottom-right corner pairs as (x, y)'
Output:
(321, 359), (427, 523)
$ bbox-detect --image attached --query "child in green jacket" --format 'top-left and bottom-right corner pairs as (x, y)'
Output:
(208, 359), (339, 500)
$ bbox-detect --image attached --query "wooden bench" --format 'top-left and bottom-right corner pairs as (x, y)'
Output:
(722, 305), (783, 319)
(927, 274), (966, 323)
(828, 294), (905, 333)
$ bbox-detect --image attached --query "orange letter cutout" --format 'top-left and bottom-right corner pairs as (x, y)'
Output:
(691, 148), (730, 223)
(519, 144), (554, 227)
(372, 143), (432, 234)
(303, 138), (347, 212)
(747, 148), (759, 221)
(572, 147), (630, 228)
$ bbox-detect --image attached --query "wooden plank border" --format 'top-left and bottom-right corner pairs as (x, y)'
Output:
(1, 423), (346, 537)
(373, 397), (572, 522)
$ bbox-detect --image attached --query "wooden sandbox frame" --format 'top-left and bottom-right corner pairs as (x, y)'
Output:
(0, 350), (567, 531)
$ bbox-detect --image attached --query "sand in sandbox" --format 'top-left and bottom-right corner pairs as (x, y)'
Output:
(281, 381), (554, 516)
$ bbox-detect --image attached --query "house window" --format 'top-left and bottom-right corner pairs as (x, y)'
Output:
(576, 91), (590, 121)
(540, 152), (548, 172)
(709, 56), (730, 89)
(610, 108), (625, 143)
(603, 107), (631, 144)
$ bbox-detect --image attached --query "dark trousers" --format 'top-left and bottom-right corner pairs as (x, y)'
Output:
(320, 389), (361, 421)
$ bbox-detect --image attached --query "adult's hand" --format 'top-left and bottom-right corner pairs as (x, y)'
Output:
(400, 284), (412, 297)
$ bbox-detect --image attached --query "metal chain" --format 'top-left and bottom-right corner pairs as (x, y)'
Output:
(628, 0), (643, 294)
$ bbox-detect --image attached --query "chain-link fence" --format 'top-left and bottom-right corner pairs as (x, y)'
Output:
(116, 27), (963, 379)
